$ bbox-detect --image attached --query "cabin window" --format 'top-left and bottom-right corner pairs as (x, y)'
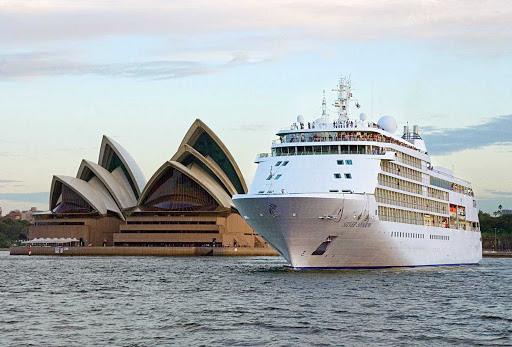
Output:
(275, 174), (282, 180)
(282, 161), (289, 166)
(346, 160), (353, 165)
(276, 161), (282, 166)
(337, 160), (344, 165)
(266, 174), (273, 180)
(344, 173), (352, 179)
(334, 173), (342, 179)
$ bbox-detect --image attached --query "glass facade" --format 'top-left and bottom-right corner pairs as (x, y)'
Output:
(52, 185), (95, 214)
(140, 168), (221, 212)
(430, 176), (453, 190)
(192, 132), (245, 194)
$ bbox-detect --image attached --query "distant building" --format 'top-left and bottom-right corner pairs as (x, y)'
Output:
(501, 209), (512, 215)
(21, 207), (40, 224)
(30, 119), (266, 248)
(5, 210), (22, 220)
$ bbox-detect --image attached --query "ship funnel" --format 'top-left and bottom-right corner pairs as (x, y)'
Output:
(404, 125), (410, 140)
(413, 125), (419, 135)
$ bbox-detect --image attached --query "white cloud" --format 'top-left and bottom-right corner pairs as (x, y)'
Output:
(0, 51), (268, 80)
(1, 0), (511, 50)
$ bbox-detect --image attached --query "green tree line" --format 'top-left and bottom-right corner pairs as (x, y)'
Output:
(478, 210), (512, 234)
(0, 219), (29, 248)
(479, 210), (512, 251)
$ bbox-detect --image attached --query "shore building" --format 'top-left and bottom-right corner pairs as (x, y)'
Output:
(30, 120), (264, 248)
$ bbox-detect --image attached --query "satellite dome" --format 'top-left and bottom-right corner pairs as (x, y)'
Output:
(297, 115), (305, 124)
(359, 113), (367, 121)
(377, 116), (397, 133)
(314, 118), (328, 129)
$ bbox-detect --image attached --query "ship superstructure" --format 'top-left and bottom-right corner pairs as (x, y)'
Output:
(233, 77), (482, 269)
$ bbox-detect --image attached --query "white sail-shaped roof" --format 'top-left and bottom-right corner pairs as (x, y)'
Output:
(77, 159), (137, 209)
(177, 119), (248, 194)
(50, 175), (123, 219)
(171, 144), (238, 196)
(98, 136), (146, 200)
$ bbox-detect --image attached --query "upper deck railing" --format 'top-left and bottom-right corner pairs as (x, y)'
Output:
(274, 131), (427, 154)
(284, 120), (381, 131)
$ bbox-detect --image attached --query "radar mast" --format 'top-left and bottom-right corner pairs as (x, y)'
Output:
(321, 90), (327, 118)
(333, 76), (352, 120)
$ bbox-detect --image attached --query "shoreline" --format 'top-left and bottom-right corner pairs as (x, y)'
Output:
(9, 245), (279, 257)
(482, 251), (512, 258)
(7, 246), (512, 258)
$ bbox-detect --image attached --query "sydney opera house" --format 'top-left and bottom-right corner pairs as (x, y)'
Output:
(30, 120), (265, 248)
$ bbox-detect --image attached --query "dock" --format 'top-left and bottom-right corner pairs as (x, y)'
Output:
(9, 246), (279, 257)
(482, 251), (512, 258)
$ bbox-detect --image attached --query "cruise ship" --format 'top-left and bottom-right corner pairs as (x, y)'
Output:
(233, 77), (482, 269)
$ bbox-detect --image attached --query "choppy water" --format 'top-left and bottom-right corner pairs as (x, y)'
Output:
(0, 252), (511, 346)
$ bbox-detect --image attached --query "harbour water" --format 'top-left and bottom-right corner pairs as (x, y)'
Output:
(1, 251), (511, 346)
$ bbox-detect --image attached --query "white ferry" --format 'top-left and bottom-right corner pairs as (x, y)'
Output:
(233, 77), (482, 269)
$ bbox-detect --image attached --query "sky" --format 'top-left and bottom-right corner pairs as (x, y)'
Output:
(1, 0), (512, 215)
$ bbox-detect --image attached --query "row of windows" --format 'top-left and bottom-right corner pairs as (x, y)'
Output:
(35, 222), (86, 226)
(337, 160), (353, 165)
(381, 160), (451, 202)
(266, 173), (282, 180)
(378, 205), (479, 230)
(126, 221), (216, 225)
(375, 188), (449, 215)
(430, 235), (449, 240)
(394, 151), (422, 169)
(430, 176), (453, 190)
(378, 206), (426, 225)
(391, 231), (425, 239)
(378, 173), (424, 195)
(381, 161), (422, 182)
(120, 230), (220, 234)
(427, 187), (449, 201)
(273, 145), (381, 156)
(334, 173), (352, 179)
(430, 176), (473, 197)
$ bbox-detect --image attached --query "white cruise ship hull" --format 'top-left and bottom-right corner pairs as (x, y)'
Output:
(233, 194), (482, 269)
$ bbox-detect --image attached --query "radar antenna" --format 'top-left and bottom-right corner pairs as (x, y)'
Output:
(332, 76), (352, 120)
(322, 90), (327, 118)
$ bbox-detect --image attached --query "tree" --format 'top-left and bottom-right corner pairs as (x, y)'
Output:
(0, 219), (30, 248)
